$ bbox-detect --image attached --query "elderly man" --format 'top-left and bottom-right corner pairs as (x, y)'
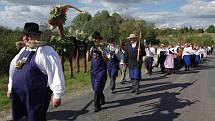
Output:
(125, 33), (146, 95)
(7, 22), (65, 121)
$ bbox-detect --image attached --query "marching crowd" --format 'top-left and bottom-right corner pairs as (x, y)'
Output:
(7, 23), (214, 120)
(89, 31), (214, 112)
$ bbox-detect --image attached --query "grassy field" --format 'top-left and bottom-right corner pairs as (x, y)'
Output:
(0, 60), (92, 112)
(0, 75), (11, 111)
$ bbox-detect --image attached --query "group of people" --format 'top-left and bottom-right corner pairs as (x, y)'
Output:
(7, 22), (214, 121)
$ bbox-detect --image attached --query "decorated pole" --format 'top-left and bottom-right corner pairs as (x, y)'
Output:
(48, 4), (84, 72)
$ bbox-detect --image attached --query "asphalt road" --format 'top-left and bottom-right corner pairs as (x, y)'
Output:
(2, 55), (215, 121)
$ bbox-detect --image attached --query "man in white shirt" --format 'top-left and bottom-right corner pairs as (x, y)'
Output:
(145, 43), (156, 75)
(7, 22), (65, 121)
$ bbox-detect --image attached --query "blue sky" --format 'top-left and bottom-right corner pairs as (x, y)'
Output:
(0, 0), (215, 29)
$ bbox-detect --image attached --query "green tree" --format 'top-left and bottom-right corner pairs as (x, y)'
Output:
(206, 25), (215, 33)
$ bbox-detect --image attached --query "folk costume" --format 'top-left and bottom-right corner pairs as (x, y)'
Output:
(125, 34), (146, 95)
(182, 45), (192, 71)
(8, 23), (65, 121)
(145, 44), (156, 75)
(157, 44), (167, 73)
(164, 47), (177, 74)
(118, 42), (127, 84)
(89, 31), (107, 112)
(106, 37), (120, 93)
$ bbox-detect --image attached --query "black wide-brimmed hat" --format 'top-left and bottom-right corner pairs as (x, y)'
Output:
(23, 22), (42, 34)
(92, 31), (102, 39)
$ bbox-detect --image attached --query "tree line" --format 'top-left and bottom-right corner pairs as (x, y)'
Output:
(0, 10), (215, 76)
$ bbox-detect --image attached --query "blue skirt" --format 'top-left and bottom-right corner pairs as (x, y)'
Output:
(195, 55), (201, 65)
(184, 55), (190, 66)
(129, 68), (141, 80)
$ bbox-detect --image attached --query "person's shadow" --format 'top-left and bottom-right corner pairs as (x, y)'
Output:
(47, 100), (93, 121)
(119, 92), (198, 121)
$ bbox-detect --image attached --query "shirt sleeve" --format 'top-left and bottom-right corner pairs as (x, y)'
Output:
(35, 46), (65, 99)
(8, 48), (25, 91)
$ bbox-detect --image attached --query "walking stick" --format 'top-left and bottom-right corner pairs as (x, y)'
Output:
(137, 30), (142, 61)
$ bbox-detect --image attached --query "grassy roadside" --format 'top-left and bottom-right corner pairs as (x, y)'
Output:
(0, 75), (11, 111)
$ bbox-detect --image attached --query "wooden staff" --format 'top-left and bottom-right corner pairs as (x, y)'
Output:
(137, 30), (142, 61)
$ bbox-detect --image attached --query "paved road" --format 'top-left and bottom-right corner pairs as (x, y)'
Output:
(2, 55), (215, 121)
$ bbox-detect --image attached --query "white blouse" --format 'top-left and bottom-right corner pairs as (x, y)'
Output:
(8, 46), (65, 99)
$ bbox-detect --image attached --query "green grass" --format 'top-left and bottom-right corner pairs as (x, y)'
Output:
(0, 75), (11, 111)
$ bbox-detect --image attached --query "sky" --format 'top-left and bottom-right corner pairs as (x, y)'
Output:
(0, 0), (215, 29)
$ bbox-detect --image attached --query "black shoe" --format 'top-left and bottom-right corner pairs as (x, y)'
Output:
(135, 90), (139, 95)
(131, 90), (135, 93)
(101, 100), (105, 105)
(94, 107), (101, 112)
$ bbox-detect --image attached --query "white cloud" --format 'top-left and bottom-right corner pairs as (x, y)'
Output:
(1, 0), (68, 6)
(0, 0), (80, 29)
(1, 0), (215, 29)
(181, 0), (215, 18)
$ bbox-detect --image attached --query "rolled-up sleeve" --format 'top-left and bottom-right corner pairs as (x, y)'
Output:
(36, 46), (65, 99)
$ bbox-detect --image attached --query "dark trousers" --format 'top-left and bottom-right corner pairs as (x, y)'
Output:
(185, 65), (190, 71)
(94, 91), (105, 109)
(145, 57), (154, 75)
(190, 54), (196, 68)
(157, 54), (166, 73)
(131, 79), (139, 93)
(110, 77), (116, 91)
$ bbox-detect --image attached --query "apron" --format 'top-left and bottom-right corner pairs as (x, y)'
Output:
(12, 48), (52, 121)
(90, 48), (107, 93)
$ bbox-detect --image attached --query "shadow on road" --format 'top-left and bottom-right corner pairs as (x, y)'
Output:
(141, 80), (197, 93)
(47, 100), (93, 121)
(141, 73), (169, 81)
(174, 70), (199, 74)
(104, 80), (196, 111)
(192, 64), (214, 71)
(118, 92), (198, 121)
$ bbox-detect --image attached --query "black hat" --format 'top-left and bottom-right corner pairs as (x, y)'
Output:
(23, 22), (42, 34)
(92, 31), (102, 39)
(108, 36), (115, 43)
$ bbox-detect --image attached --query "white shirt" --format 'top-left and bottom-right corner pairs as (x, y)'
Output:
(145, 47), (156, 57)
(8, 46), (65, 99)
(106, 45), (119, 59)
(182, 47), (192, 56)
(157, 48), (166, 56)
(198, 48), (204, 54)
(131, 42), (137, 48)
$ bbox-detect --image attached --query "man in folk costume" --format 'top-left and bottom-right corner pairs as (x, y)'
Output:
(119, 42), (127, 84)
(182, 43), (192, 71)
(157, 44), (167, 73)
(145, 43), (156, 76)
(106, 37), (120, 93)
(7, 22), (65, 121)
(88, 31), (108, 112)
(125, 33), (146, 95)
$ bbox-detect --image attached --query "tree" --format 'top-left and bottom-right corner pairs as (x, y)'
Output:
(206, 25), (215, 33)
